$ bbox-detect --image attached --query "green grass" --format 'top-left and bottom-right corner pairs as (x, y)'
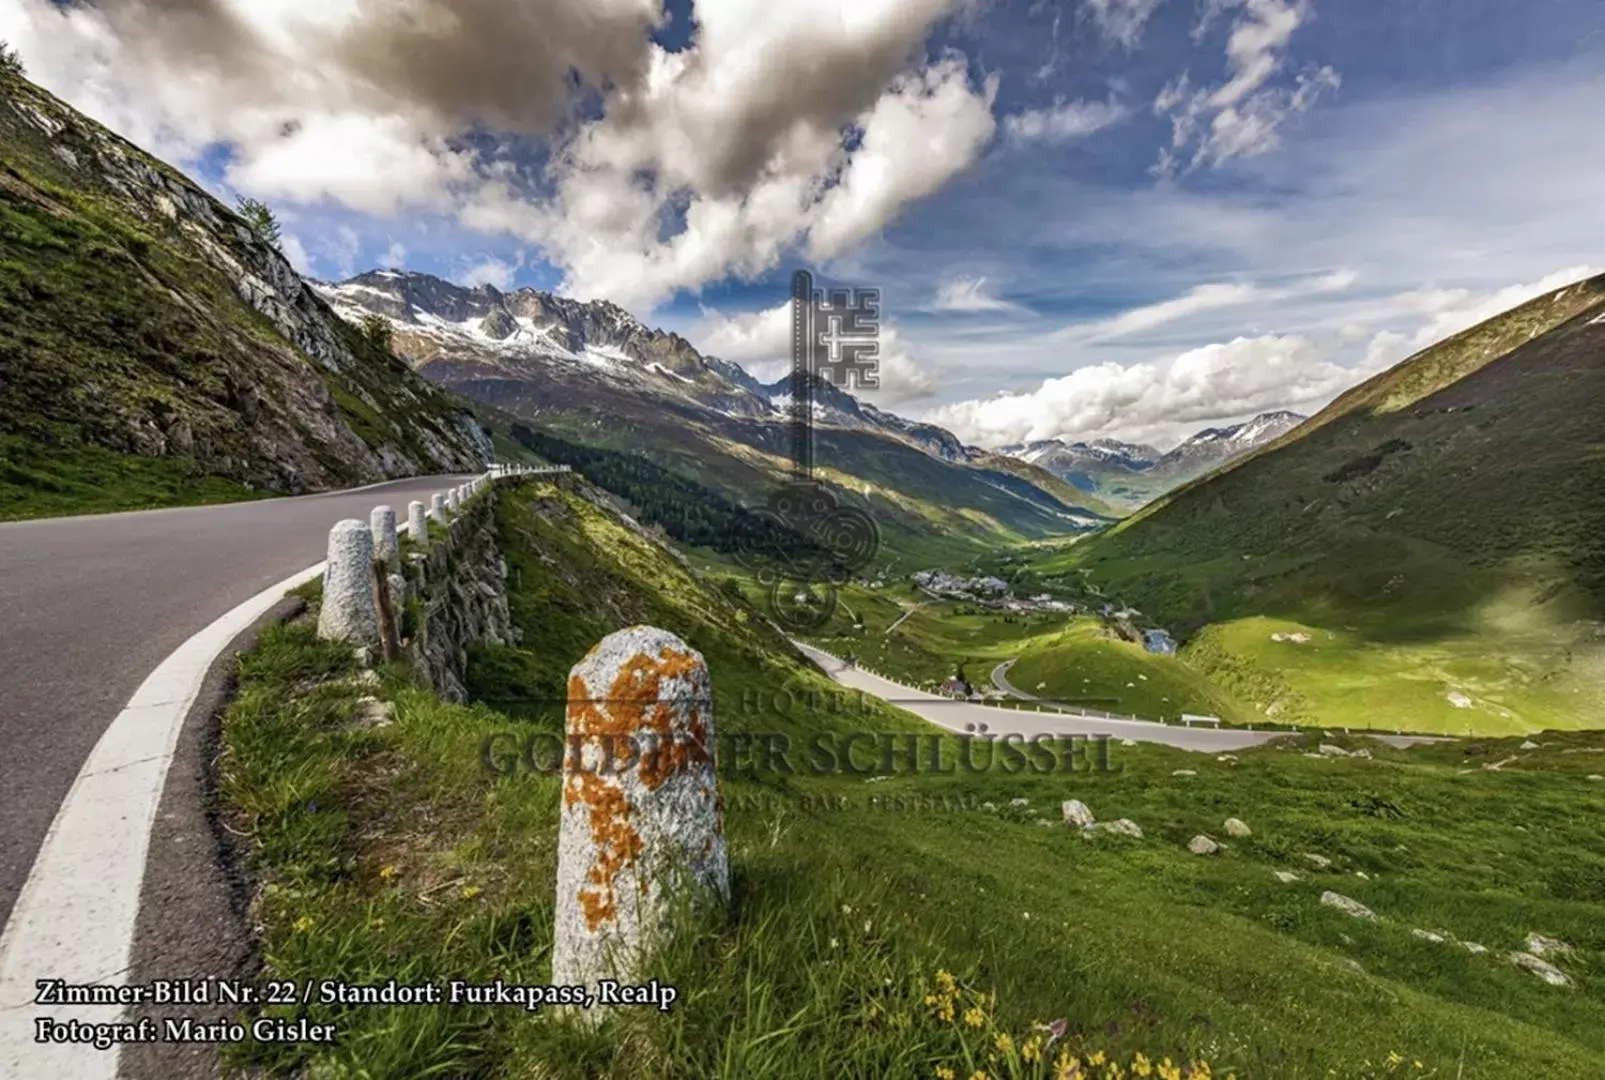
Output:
(0, 432), (269, 520)
(0, 68), (483, 517)
(218, 478), (1605, 1078)
(1023, 281), (1605, 736)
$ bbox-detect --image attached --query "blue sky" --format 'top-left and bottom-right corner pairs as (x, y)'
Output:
(5, 0), (1603, 447)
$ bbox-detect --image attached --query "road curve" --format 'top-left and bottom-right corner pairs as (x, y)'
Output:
(794, 642), (1292, 753)
(0, 474), (475, 929)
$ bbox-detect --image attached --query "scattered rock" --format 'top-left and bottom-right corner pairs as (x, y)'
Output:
(1320, 892), (1376, 920)
(1520, 740), (1540, 750)
(1354, 871), (1371, 880)
(1303, 853), (1332, 869)
(1036, 819), (1055, 827)
(1171, 769), (1197, 777)
(1010, 797), (1031, 808)
(1091, 818), (1143, 839)
(982, 802), (997, 813)
(350, 697), (394, 730)
(1223, 817), (1251, 838)
(1061, 799), (1096, 829)
(1461, 941), (1489, 955)
(1412, 929), (1446, 944)
(1119, 739), (1137, 748)
(1508, 951), (1572, 987)
(1349, 748), (1373, 760)
(1446, 691), (1473, 709)
(1187, 835), (1220, 855)
(1273, 870), (1301, 884)
(1525, 934), (1573, 957)
(1216, 754), (1239, 764)
(1589, 775), (1604, 782)
(1318, 744), (1349, 757)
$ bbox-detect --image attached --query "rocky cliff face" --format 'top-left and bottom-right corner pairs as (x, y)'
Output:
(0, 68), (488, 498)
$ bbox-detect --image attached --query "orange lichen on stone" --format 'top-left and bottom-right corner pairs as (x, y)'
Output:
(564, 767), (643, 932)
(563, 644), (719, 933)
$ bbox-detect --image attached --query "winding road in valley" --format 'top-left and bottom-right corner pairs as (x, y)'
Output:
(796, 644), (1447, 754)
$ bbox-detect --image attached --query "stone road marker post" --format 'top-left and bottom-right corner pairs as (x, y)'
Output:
(552, 626), (728, 1018)
(316, 520), (378, 647)
(429, 493), (446, 524)
(370, 505), (399, 569)
(408, 500), (428, 544)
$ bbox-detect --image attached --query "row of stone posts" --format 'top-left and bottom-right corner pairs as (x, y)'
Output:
(312, 462), (726, 1021)
(315, 463), (570, 650)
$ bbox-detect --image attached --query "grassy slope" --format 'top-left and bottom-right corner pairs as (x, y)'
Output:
(1048, 276), (1605, 735)
(0, 69), (481, 520)
(221, 479), (1605, 1079)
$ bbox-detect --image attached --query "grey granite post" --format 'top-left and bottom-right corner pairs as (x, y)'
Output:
(371, 505), (399, 569)
(552, 626), (728, 1018)
(429, 493), (447, 524)
(408, 500), (428, 543)
(316, 520), (378, 646)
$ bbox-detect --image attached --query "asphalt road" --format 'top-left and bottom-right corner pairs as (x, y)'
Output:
(796, 643), (1448, 753)
(0, 474), (475, 931)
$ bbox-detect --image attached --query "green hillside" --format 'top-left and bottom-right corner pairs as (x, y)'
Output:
(0, 68), (486, 520)
(219, 476), (1605, 1078)
(1057, 274), (1605, 733)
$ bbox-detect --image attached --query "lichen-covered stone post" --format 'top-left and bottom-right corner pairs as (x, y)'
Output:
(444, 490), (458, 518)
(552, 626), (728, 1013)
(316, 520), (378, 646)
(408, 500), (428, 544)
(429, 493), (447, 524)
(371, 505), (399, 569)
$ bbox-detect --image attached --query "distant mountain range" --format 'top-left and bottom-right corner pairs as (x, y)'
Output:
(1000, 411), (1307, 509)
(316, 271), (1110, 557)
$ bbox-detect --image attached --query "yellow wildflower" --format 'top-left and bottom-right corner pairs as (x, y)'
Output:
(378, 865), (398, 882)
(1053, 1050), (1081, 1080)
(964, 1006), (986, 1028)
(993, 1031), (1014, 1056)
(461, 885), (481, 900)
(967, 1072), (989, 1080)
(1158, 1058), (1182, 1080)
(292, 915), (315, 933)
(1088, 1050), (1107, 1067)
(1132, 1052), (1154, 1077)
(936, 969), (958, 993)
(1387, 1051), (1404, 1068)
(935, 1067), (956, 1080)
(1022, 1035), (1044, 1064)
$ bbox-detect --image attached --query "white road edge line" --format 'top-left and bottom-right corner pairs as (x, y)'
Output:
(0, 560), (327, 1079)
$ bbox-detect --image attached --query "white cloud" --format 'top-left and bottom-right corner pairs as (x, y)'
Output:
(1063, 269), (1355, 341)
(279, 232), (314, 276)
(923, 333), (1357, 448)
(1081, 0), (1167, 49)
(1155, 0), (1338, 172)
(379, 240), (407, 269)
(1360, 264), (1603, 369)
(688, 298), (938, 404)
(459, 254), (521, 291)
(1002, 96), (1130, 144)
(315, 225), (361, 280)
(931, 275), (1020, 312)
(1, 0), (994, 314)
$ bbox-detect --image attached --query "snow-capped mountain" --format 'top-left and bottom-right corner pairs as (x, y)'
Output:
(317, 270), (775, 419)
(315, 270), (1105, 539)
(1001, 411), (1306, 508)
(1153, 410), (1306, 476)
